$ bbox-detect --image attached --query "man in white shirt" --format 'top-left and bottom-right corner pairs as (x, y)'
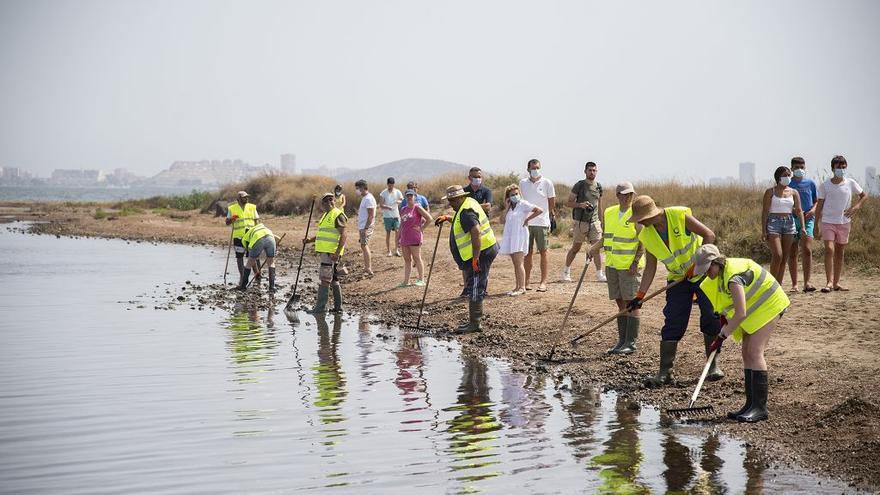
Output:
(815, 155), (867, 292)
(355, 179), (377, 276)
(519, 159), (556, 292)
(379, 177), (404, 257)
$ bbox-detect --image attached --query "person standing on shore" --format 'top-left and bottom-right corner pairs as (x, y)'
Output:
(460, 167), (494, 295)
(302, 193), (347, 313)
(435, 185), (498, 333)
(520, 159), (556, 292)
(627, 195), (723, 387)
(379, 177), (404, 257)
(402, 181), (429, 211)
(761, 166), (804, 285)
(815, 155), (867, 293)
(563, 162), (605, 283)
(498, 184), (543, 296)
(787, 157), (819, 293)
(238, 223), (277, 292)
(694, 244), (790, 423)
(398, 189), (433, 287)
(225, 191), (260, 279)
(355, 179), (376, 276)
(334, 184), (346, 211)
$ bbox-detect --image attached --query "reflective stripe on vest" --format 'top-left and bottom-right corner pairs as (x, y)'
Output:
(637, 206), (702, 281)
(699, 258), (790, 336)
(228, 203), (258, 239)
(315, 207), (345, 256)
(242, 224), (272, 250)
(452, 197), (497, 261)
(603, 204), (645, 270)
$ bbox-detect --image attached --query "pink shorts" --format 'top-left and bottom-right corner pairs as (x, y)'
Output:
(820, 222), (851, 244)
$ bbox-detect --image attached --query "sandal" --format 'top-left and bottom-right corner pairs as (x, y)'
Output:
(536, 285), (548, 292)
(820, 285), (833, 293)
(803, 284), (816, 293)
(833, 285), (850, 292)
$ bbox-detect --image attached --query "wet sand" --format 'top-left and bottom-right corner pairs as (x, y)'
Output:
(9, 201), (880, 492)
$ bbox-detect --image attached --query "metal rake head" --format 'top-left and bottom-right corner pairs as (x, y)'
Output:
(666, 405), (715, 418)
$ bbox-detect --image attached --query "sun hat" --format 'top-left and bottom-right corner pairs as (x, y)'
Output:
(440, 185), (470, 200)
(693, 244), (723, 276)
(629, 195), (663, 223)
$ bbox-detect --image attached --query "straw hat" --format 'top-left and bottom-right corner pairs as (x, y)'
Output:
(629, 195), (663, 223)
(441, 185), (470, 200)
(693, 244), (723, 276)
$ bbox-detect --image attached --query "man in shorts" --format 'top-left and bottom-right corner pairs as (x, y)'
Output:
(563, 161), (605, 282)
(379, 177), (403, 257)
(238, 223), (277, 292)
(355, 179), (376, 276)
(787, 156), (818, 292)
(519, 159), (556, 292)
(302, 193), (348, 313)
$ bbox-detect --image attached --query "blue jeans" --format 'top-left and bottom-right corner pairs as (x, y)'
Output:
(660, 278), (720, 341)
(462, 244), (498, 302)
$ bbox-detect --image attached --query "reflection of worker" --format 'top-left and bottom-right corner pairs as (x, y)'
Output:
(435, 185), (498, 333)
(446, 354), (500, 480)
(238, 223), (277, 291)
(394, 334), (425, 398)
(627, 195), (723, 387)
(313, 314), (347, 427)
(693, 244), (790, 423)
(302, 193), (347, 314)
(591, 396), (648, 493)
(226, 191), (260, 278)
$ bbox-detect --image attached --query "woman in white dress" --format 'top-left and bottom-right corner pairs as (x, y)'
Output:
(499, 184), (543, 296)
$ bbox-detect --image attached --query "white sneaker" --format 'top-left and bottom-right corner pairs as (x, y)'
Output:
(508, 289), (525, 296)
(561, 268), (572, 282)
(596, 271), (607, 282)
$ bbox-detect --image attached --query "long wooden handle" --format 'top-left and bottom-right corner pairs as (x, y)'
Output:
(415, 223), (443, 329)
(286, 198), (317, 308)
(688, 349), (717, 408)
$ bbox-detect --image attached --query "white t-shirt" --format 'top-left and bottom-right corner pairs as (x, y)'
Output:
(818, 178), (863, 224)
(357, 193), (377, 230)
(519, 176), (556, 227)
(379, 188), (403, 219)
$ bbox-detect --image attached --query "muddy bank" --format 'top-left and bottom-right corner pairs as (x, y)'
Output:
(10, 202), (880, 492)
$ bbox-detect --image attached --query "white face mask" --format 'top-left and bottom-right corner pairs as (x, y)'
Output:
(792, 169), (806, 178)
(833, 168), (846, 178)
(529, 169), (541, 179)
(509, 194), (520, 204)
(779, 176), (791, 186)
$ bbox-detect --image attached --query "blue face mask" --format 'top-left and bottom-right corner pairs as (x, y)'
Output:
(509, 194), (520, 204)
(470, 177), (482, 188)
(792, 169), (805, 178)
(529, 169), (541, 179)
(833, 168), (846, 178)
(779, 176), (791, 186)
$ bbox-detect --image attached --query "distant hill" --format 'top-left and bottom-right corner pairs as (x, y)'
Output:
(334, 158), (470, 185)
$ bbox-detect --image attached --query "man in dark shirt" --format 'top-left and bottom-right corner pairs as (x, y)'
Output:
(462, 167), (493, 213)
(435, 184), (498, 333)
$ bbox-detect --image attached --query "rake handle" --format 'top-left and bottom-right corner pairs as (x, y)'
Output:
(414, 223), (443, 330)
(286, 197), (317, 309)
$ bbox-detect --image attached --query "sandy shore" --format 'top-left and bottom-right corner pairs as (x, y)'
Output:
(6, 201), (879, 491)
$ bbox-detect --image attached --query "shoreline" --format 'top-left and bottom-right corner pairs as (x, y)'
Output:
(6, 201), (879, 492)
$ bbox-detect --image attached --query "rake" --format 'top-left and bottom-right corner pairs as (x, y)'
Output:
(666, 348), (718, 418)
(401, 223), (444, 333)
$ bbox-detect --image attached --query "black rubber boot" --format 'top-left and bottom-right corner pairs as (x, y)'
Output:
(329, 282), (343, 313)
(645, 340), (677, 388)
(236, 256), (245, 277)
(607, 316), (627, 354)
(236, 268), (251, 290)
(268, 267), (276, 292)
(616, 316), (639, 355)
(703, 333), (725, 381)
(456, 300), (482, 333)
(307, 285), (330, 314)
(737, 370), (768, 423)
(728, 369), (753, 419)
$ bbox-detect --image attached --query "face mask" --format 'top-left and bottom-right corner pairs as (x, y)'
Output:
(779, 176), (791, 186)
(793, 169), (805, 178)
(529, 169), (541, 179)
(833, 168), (846, 178)
(470, 178), (482, 188)
(509, 194), (520, 204)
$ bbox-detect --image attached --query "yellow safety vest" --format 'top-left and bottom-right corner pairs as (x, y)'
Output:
(603, 204), (645, 270)
(638, 206), (702, 282)
(242, 224), (272, 251)
(700, 258), (790, 342)
(452, 197), (497, 261)
(315, 207), (345, 256)
(228, 202), (258, 239)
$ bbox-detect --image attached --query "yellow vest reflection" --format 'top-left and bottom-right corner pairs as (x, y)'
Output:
(312, 314), (348, 440)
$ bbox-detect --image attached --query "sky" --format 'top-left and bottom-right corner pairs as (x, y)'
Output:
(1, 0), (879, 185)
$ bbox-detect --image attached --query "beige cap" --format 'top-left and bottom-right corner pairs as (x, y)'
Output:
(237, 190), (249, 198)
(320, 192), (334, 201)
(693, 244), (722, 276)
(629, 195), (663, 223)
(440, 185), (470, 200)
(616, 181), (635, 195)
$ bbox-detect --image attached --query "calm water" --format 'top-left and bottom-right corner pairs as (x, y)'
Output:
(0, 224), (855, 494)
(0, 186), (207, 202)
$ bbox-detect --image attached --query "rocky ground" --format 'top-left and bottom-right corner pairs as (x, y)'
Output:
(5, 202), (879, 492)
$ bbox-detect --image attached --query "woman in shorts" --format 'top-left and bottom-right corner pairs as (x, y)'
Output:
(761, 166), (804, 285)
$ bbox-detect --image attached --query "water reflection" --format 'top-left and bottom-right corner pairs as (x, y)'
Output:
(225, 306), (279, 379)
(312, 314), (348, 431)
(591, 398), (649, 494)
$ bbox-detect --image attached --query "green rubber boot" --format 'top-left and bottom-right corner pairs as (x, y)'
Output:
(268, 267), (276, 292)
(703, 333), (725, 381)
(456, 300), (483, 333)
(329, 282), (343, 313)
(645, 340), (677, 388)
(607, 315), (627, 354)
(616, 316), (639, 355)
(307, 285), (330, 314)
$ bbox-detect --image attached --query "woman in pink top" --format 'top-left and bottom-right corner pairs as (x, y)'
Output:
(399, 189), (433, 287)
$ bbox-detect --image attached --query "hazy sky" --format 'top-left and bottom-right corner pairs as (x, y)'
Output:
(2, 0), (878, 185)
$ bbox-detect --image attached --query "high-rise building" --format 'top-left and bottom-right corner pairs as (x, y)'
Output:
(281, 153), (297, 174)
(866, 166), (878, 195)
(739, 162), (756, 187)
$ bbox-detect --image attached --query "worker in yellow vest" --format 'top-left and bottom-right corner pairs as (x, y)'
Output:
(627, 195), (723, 387)
(238, 223), (278, 292)
(302, 193), (347, 313)
(693, 244), (790, 422)
(435, 185), (498, 333)
(587, 182), (645, 354)
(226, 191), (260, 278)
